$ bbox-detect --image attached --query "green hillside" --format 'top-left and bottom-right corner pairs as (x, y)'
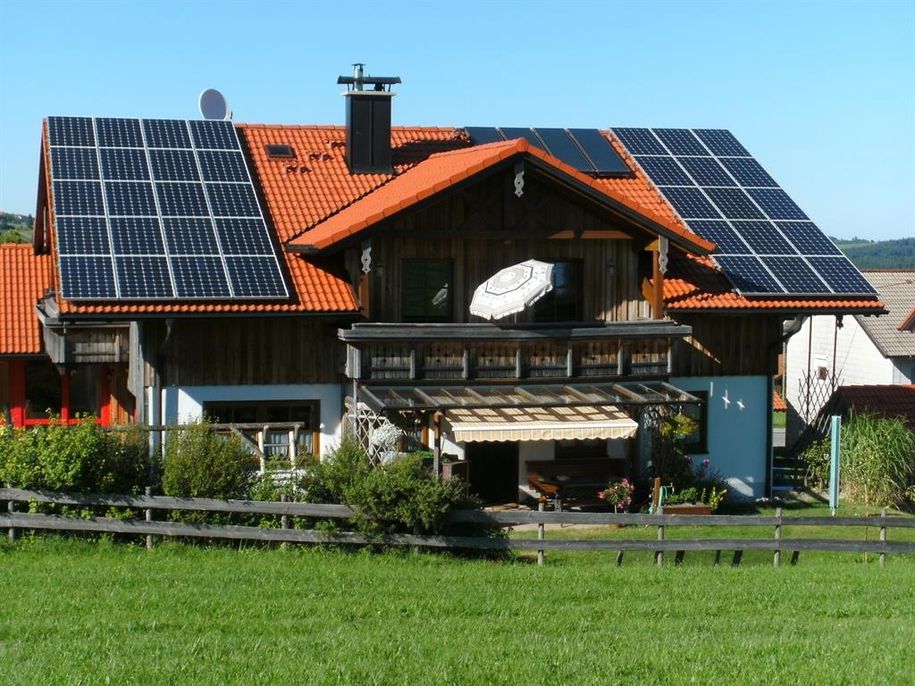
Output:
(0, 212), (34, 244)
(831, 236), (915, 269)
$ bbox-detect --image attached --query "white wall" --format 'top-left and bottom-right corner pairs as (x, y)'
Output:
(517, 441), (554, 499)
(785, 316), (895, 431)
(670, 375), (769, 499)
(161, 383), (343, 457)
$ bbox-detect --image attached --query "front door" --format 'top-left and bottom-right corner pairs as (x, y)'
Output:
(466, 442), (519, 504)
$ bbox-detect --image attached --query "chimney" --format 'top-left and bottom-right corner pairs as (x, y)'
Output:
(337, 64), (401, 174)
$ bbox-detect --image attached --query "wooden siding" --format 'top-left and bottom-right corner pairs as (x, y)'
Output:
(0, 361), (9, 416)
(358, 169), (652, 323)
(150, 318), (345, 387)
(672, 315), (782, 377)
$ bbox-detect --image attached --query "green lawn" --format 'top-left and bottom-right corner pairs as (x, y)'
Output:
(1, 537), (913, 685)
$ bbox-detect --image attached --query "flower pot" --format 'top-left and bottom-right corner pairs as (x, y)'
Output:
(662, 503), (712, 515)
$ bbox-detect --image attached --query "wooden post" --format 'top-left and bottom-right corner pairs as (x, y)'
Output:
(674, 550), (685, 566)
(145, 486), (154, 550)
(616, 550), (624, 567)
(432, 411), (443, 480)
(652, 477), (661, 513)
(731, 550), (743, 567)
(656, 523), (664, 567)
(714, 550), (721, 566)
(281, 494), (290, 550)
(774, 507), (782, 567)
(652, 250), (664, 319)
(790, 550), (800, 566)
(537, 500), (545, 567)
(7, 498), (16, 543)
(879, 507), (887, 568)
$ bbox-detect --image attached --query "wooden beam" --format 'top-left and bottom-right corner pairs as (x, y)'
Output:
(652, 250), (664, 319)
(548, 230), (632, 240)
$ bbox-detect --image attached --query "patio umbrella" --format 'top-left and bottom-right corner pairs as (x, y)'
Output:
(469, 259), (554, 320)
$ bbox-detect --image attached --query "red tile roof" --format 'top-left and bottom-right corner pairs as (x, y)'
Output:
(663, 254), (885, 312)
(0, 245), (52, 354)
(773, 390), (787, 412)
(286, 135), (715, 255)
(829, 385), (915, 429)
(899, 308), (915, 331)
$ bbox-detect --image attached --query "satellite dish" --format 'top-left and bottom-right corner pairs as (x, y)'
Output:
(199, 88), (229, 120)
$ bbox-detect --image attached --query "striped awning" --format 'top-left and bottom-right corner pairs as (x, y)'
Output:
(444, 405), (638, 443)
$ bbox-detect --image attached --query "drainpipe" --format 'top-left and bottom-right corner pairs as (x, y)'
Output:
(149, 319), (175, 480)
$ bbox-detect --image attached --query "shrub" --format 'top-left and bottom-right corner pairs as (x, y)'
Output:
(0, 421), (150, 494)
(161, 421), (260, 499)
(804, 413), (915, 508)
(298, 435), (372, 505)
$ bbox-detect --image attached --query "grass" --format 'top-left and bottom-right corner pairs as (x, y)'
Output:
(1, 534), (914, 685)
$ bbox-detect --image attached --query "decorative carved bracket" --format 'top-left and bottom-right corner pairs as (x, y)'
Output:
(360, 240), (372, 274)
(513, 160), (525, 198)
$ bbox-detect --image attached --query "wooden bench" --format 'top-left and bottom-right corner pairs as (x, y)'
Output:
(527, 458), (627, 503)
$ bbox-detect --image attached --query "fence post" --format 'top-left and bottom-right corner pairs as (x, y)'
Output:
(656, 522), (664, 567)
(774, 507), (782, 567)
(281, 494), (290, 550)
(145, 486), (154, 550)
(537, 500), (545, 566)
(7, 497), (16, 543)
(879, 507), (887, 568)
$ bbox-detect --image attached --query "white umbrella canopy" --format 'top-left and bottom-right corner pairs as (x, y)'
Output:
(469, 259), (554, 320)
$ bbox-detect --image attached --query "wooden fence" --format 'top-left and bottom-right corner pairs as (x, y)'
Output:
(2, 487), (914, 567)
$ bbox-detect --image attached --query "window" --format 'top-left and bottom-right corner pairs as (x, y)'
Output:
(679, 391), (708, 455)
(69, 366), (100, 417)
(532, 260), (582, 322)
(24, 360), (61, 420)
(203, 400), (320, 462)
(265, 144), (295, 158)
(402, 259), (453, 322)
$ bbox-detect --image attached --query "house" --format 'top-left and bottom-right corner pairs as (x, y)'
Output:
(818, 384), (915, 430)
(784, 270), (914, 441)
(1, 67), (885, 500)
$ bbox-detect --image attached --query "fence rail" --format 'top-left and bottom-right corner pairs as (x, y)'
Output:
(2, 488), (913, 567)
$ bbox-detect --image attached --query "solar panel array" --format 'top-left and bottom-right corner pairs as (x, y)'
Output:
(464, 127), (631, 177)
(611, 127), (876, 297)
(47, 116), (289, 301)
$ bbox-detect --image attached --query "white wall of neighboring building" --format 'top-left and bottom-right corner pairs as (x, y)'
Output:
(785, 315), (897, 432)
(670, 375), (769, 499)
(161, 383), (344, 457)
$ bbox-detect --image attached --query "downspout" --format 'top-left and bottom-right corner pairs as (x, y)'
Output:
(150, 318), (176, 479)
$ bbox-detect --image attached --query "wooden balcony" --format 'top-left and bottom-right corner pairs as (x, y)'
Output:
(340, 321), (690, 383)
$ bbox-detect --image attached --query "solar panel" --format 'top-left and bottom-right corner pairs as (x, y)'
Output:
(714, 255), (783, 294)
(96, 118), (144, 147)
(464, 127), (504, 145)
(567, 129), (630, 175)
(611, 126), (877, 297)
(197, 150), (249, 182)
(100, 148), (150, 180)
(686, 221), (750, 254)
(115, 256), (173, 298)
(703, 188), (765, 219)
(634, 156), (692, 186)
(189, 120), (239, 150)
(611, 128), (666, 155)
(774, 221), (842, 256)
(47, 115), (289, 301)
(149, 149), (200, 181)
(109, 217), (165, 255)
(163, 217), (219, 255)
(678, 157), (735, 187)
(56, 217), (110, 254)
(718, 157), (777, 187)
(155, 182), (208, 216)
(143, 119), (192, 149)
(533, 128), (596, 172)
(48, 117), (95, 146)
(729, 221), (796, 255)
(498, 127), (546, 150)
(660, 187), (721, 219)
(50, 148), (100, 179)
(746, 188), (808, 220)
(692, 129), (750, 156)
(104, 181), (157, 216)
(171, 256), (231, 298)
(59, 256), (117, 298)
(761, 256), (830, 294)
(53, 180), (105, 215)
(806, 256), (876, 294)
(653, 129), (708, 156)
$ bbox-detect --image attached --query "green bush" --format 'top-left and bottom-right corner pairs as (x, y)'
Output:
(802, 413), (915, 508)
(161, 421), (260, 499)
(0, 421), (150, 494)
(298, 435), (372, 505)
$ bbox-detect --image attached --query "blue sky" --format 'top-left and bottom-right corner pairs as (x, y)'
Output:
(1, 0), (912, 240)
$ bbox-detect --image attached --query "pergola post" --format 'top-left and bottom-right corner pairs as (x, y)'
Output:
(432, 410), (443, 479)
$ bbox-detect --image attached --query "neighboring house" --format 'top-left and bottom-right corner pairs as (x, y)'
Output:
(785, 270), (915, 441)
(1, 67), (885, 500)
(819, 384), (915, 430)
